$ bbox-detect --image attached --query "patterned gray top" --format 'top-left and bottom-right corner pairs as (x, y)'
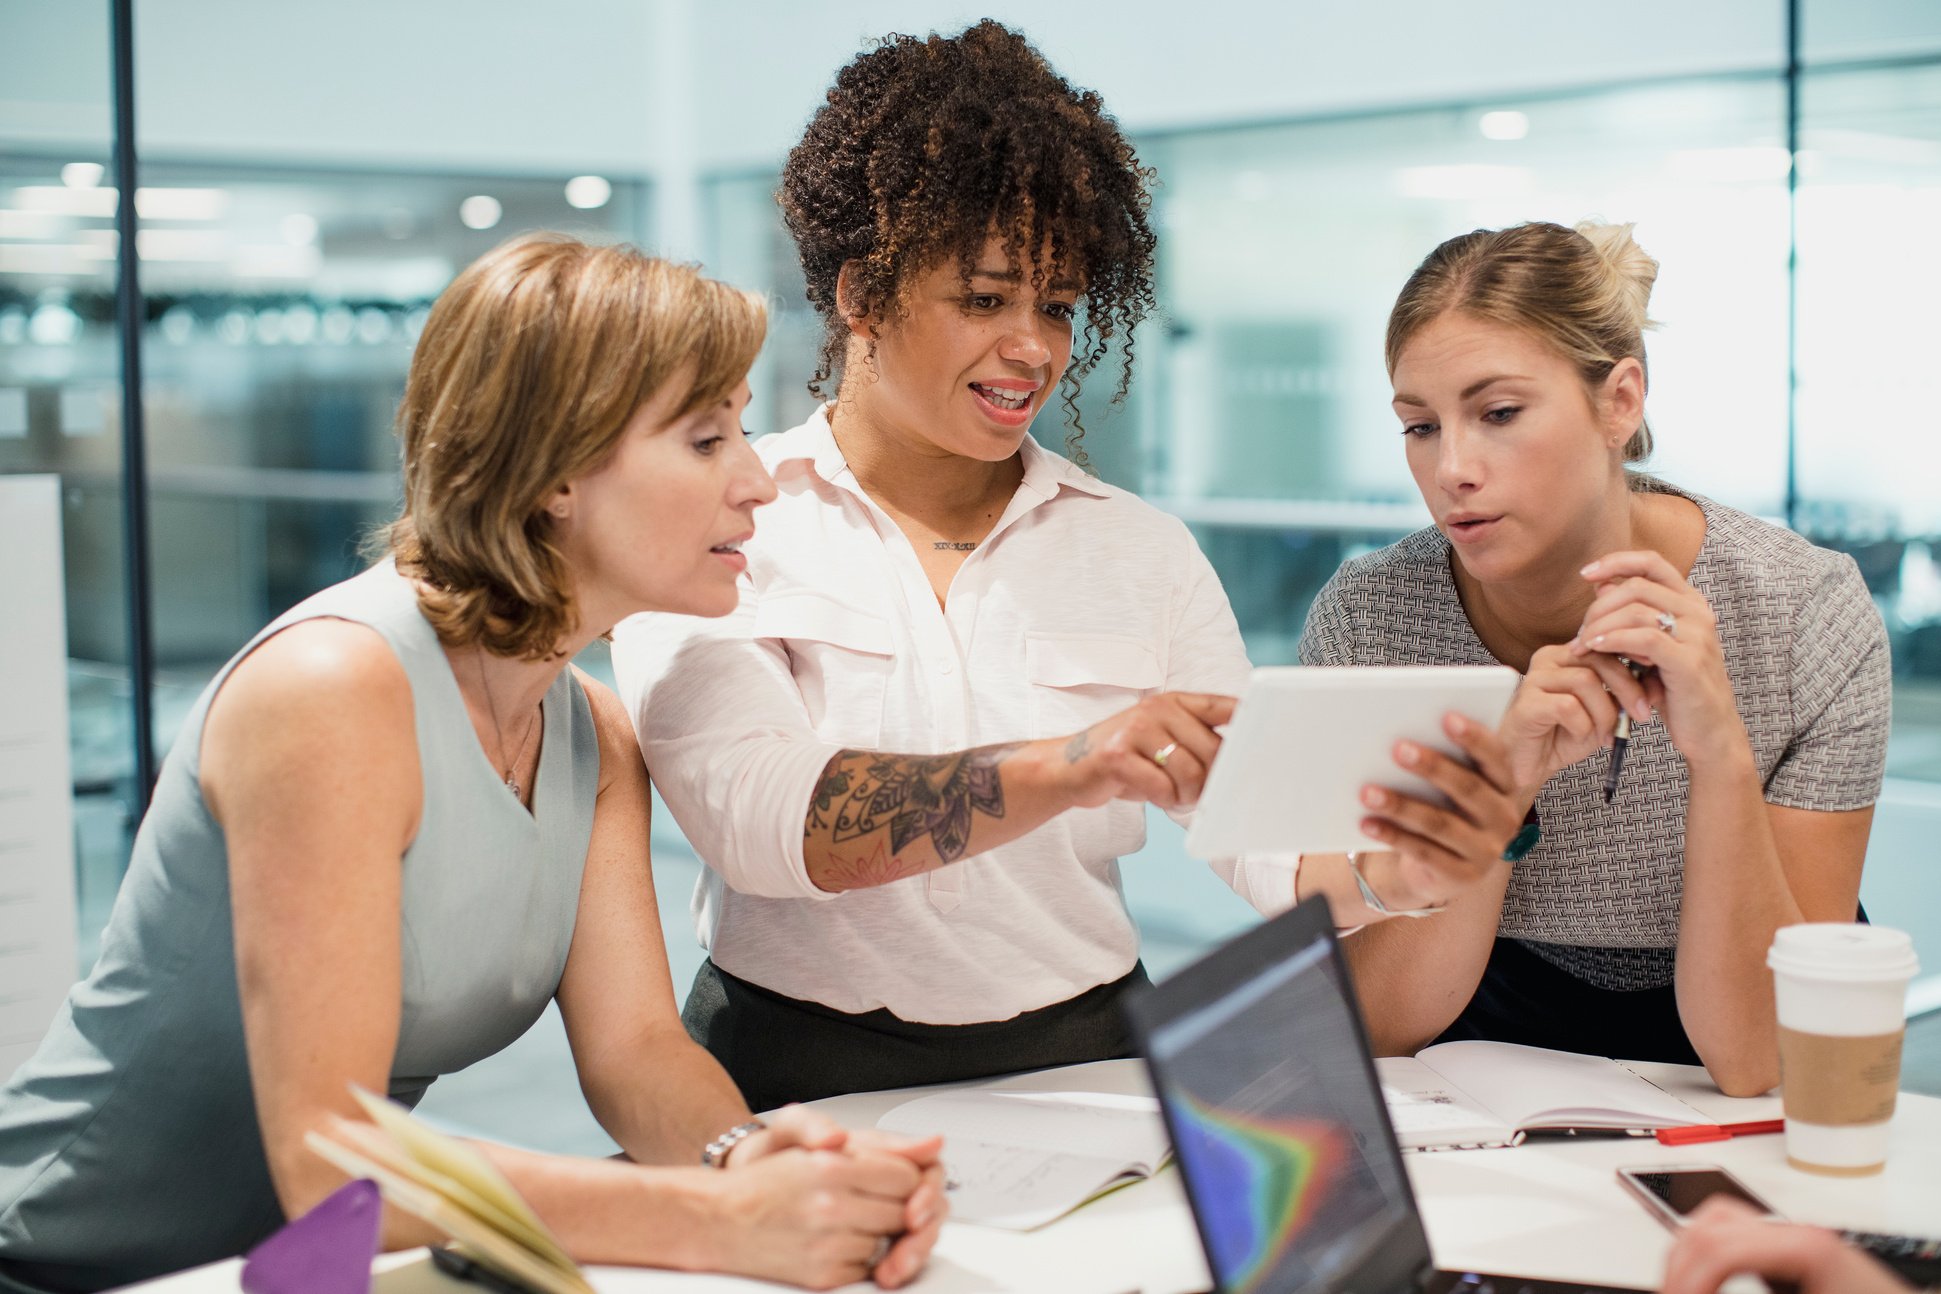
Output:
(1299, 483), (1891, 990)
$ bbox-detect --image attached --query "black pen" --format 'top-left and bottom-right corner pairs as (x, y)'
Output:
(1602, 660), (1648, 804)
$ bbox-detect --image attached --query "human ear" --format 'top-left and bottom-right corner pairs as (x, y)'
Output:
(1601, 357), (1646, 447)
(547, 486), (571, 520)
(836, 261), (874, 342)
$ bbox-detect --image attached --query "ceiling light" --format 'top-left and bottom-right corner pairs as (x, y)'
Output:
(459, 195), (502, 230)
(283, 304), (319, 344)
(355, 307), (392, 343)
(10, 186), (231, 220)
(565, 175), (612, 209)
(321, 306), (356, 344)
(159, 306), (196, 343)
(1479, 111), (1529, 141)
(0, 210), (65, 239)
(13, 187), (117, 217)
(136, 228), (230, 261)
(29, 302), (81, 345)
(61, 162), (105, 189)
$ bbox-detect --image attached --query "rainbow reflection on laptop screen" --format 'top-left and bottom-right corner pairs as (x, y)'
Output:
(1143, 938), (1416, 1294)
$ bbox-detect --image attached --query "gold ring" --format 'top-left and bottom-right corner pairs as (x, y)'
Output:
(1151, 741), (1179, 769)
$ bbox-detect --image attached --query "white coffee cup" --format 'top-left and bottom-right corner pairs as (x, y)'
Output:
(1767, 924), (1919, 1175)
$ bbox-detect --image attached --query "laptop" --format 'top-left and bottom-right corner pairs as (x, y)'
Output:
(1124, 897), (1647, 1294)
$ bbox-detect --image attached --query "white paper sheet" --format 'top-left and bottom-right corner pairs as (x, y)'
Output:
(1417, 1040), (1707, 1132)
(1376, 1055), (1517, 1149)
(878, 1089), (1170, 1230)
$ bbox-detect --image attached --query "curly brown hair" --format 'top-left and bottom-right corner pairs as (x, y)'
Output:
(779, 19), (1158, 457)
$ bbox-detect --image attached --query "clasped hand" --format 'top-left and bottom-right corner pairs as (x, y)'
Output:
(723, 1106), (947, 1289)
(1502, 549), (1743, 792)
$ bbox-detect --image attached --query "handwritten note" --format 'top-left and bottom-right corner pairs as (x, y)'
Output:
(878, 1089), (1170, 1230)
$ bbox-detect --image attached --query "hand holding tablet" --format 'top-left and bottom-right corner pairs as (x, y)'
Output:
(1186, 666), (1523, 859)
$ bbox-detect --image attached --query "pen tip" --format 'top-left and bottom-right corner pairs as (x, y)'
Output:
(1603, 785), (1614, 804)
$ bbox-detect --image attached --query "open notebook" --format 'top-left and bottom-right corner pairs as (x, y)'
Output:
(1378, 1040), (1712, 1151)
(877, 1088), (1170, 1231)
(305, 1086), (593, 1294)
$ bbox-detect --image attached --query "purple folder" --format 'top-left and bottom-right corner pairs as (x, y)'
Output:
(241, 1178), (380, 1294)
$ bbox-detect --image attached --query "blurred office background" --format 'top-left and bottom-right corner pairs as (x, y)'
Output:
(5, 0), (1939, 1150)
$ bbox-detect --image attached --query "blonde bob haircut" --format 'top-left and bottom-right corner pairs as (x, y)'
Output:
(1385, 219), (1660, 468)
(384, 233), (765, 659)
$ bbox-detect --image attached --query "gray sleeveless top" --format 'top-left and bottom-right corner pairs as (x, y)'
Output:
(0, 563), (599, 1292)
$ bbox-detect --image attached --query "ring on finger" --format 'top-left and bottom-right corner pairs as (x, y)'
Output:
(1657, 610), (1677, 638)
(868, 1235), (893, 1270)
(1151, 741), (1179, 769)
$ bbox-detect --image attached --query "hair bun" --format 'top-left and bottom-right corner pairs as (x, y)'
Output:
(1574, 219), (1660, 333)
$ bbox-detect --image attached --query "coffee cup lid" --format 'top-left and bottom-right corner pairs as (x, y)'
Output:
(1767, 923), (1920, 982)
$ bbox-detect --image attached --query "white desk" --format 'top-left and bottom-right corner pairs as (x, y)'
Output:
(129, 1059), (1941, 1294)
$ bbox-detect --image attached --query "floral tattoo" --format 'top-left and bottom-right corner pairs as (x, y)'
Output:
(805, 743), (1022, 886)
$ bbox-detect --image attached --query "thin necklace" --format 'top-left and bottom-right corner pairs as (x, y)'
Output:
(473, 645), (540, 799)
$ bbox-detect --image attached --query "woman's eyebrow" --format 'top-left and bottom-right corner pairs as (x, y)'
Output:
(1392, 374), (1531, 407)
(1461, 374), (1529, 399)
(969, 267), (1082, 292)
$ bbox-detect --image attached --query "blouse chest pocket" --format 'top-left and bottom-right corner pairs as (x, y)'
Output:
(1026, 633), (1164, 863)
(1026, 633), (1165, 737)
(756, 594), (894, 749)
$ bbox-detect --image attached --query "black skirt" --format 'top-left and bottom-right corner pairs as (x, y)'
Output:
(683, 959), (1151, 1111)
(1433, 936), (1701, 1065)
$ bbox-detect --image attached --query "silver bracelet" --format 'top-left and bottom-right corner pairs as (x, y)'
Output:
(1346, 852), (1443, 919)
(700, 1117), (766, 1168)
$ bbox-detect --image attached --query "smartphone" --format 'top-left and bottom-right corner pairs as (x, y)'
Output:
(1616, 1164), (1782, 1232)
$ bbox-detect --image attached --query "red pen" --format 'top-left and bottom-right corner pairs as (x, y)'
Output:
(1654, 1118), (1785, 1146)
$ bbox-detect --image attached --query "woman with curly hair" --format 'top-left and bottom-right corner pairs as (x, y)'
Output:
(0, 235), (943, 1293)
(614, 21), (1512, 1107)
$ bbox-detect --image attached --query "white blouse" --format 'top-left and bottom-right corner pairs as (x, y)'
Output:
(613, 407), (1283, 1024)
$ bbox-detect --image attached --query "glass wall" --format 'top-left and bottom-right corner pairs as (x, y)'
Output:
(2, 156), (648, 965)
(0, 9), (127, 968)
(8, 0), (1939, 1148)
(1796, 60), (1941, 780)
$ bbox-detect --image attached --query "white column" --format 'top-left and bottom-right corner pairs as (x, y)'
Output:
(0, 475), (79, 1080)
(647, 0), (704, 263)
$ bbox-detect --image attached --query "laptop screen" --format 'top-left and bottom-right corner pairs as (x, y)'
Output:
(1130, 898), (1430, 1294)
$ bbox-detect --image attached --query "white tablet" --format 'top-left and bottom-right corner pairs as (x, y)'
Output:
(1184, 665), (1520, 859)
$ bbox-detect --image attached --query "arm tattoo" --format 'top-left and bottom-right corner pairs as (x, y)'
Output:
(1064, 727), (1092, 764)
(815, 839), (911, 891)
(805, 743), (1023, 881)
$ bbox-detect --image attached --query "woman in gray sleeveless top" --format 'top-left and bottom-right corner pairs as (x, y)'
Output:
(0, 235), (944, 1293)
(1288, 221), (1889, 1099)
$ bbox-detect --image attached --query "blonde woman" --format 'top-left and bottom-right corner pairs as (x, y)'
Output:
(1296, 221), (1890, 1095)
(0, 236), (942, 1294)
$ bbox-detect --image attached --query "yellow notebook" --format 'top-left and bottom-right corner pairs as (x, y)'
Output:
(304, 1086), (593, 1294)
